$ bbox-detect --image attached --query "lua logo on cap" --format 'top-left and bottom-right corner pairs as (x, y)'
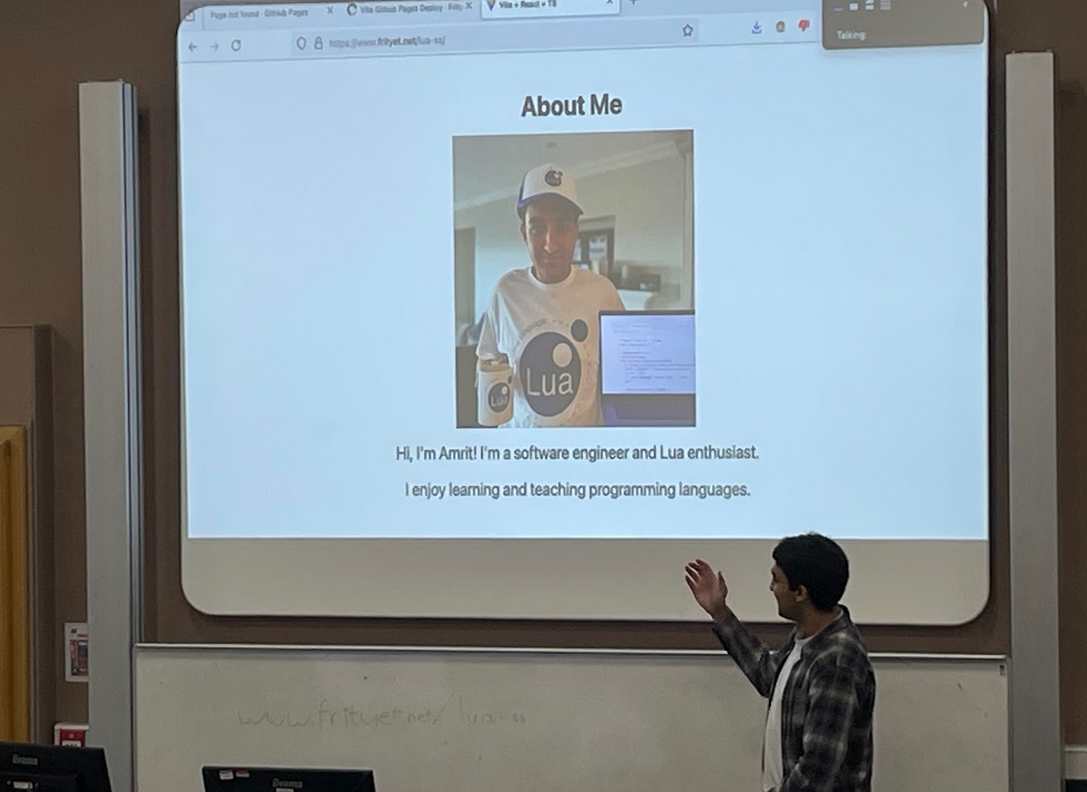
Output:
(518, 163), (582, 216)
(519, 319), (589, 417)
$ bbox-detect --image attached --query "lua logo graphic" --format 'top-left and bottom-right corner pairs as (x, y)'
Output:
(488, 379), (511, 412)
(519, 319), (588, 417)
(544, 169), (563, 187)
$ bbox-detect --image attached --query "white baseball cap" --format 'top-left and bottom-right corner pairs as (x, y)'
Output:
(516, 163), (583, 216)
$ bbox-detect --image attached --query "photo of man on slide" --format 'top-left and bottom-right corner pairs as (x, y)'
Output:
(454, 130), (696, 429)
(475, 163), (624, 427)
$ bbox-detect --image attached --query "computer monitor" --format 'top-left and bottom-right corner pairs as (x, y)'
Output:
(202, 766), (376, 792)
(0, 742), (111, 792)
(599, 310), (696, 427)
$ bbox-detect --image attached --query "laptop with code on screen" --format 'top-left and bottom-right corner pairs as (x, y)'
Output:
(202, 766), (376, 792)
(599, 310), (696, 427)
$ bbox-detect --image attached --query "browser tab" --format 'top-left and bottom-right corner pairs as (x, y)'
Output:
(179, 5), (202, 29)
(481, 0), (619, 20)
(352, 2), (462, 16)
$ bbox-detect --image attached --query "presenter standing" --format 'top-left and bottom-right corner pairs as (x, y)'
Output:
(684, 533), (876, 792)
(476, 163), (624, 428)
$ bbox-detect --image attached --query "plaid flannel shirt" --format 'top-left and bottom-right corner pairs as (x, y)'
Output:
(712, 604), (875, 792)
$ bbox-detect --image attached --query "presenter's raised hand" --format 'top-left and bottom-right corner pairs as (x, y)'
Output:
(685, 559), (730, 622)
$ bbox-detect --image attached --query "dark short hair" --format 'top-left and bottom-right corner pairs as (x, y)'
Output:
(772, 533), (849, 612)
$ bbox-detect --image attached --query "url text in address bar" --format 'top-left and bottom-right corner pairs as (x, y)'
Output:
(289, 17), (700, 58)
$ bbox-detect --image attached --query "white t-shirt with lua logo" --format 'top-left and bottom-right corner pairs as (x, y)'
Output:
(477, 266), (625, 428)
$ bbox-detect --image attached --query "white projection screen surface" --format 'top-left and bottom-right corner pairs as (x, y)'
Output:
(177, 0), (992, 622)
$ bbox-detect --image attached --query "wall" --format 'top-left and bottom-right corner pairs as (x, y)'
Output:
(1, 0), (181, 728)
(0, 327), (54, 741)
(581, 154), (691, 309)
(1, 0), (1085, 742)
(1056, 81), (1087, 748)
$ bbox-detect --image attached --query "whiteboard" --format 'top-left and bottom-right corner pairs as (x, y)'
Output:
(134, 645), (1008, 792)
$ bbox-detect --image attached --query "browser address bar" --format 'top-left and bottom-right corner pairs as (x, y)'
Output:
(289, 16), (701, 59)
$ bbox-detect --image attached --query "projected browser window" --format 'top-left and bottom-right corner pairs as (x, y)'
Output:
(177, 0), (990, 622)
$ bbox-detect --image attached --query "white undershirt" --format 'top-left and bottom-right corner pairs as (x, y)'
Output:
(762, 633), (815, 791)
